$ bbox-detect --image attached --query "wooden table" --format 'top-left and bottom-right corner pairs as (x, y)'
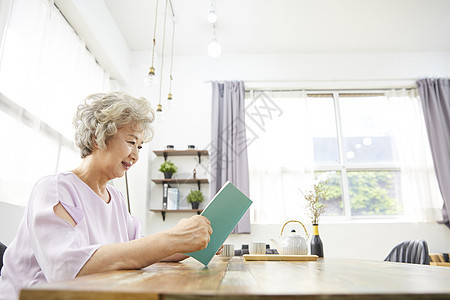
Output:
(20, 257), (450, 299)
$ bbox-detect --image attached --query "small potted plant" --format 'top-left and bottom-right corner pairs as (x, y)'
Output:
(186, 190), (204, 209)
(159, 160), (177, 179)
(303, 178), (328, 225)
(301, 173), (331, 258)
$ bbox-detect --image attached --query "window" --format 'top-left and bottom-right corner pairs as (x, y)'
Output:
(0, 0), (112, 206)
(246, 90), (442, 224)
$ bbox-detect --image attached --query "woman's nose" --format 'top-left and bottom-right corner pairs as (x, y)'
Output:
(130, 145), (139, 162)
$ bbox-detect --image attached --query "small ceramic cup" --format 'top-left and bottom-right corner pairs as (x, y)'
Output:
(249, 242), (266, 255)
(221, 244), (235, 259)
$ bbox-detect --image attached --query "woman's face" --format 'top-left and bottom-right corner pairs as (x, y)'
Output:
(96, 125), (144, 180)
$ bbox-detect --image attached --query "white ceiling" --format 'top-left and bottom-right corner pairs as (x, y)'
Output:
(104, 0), (450, 56)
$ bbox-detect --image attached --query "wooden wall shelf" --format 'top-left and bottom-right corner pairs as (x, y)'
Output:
(152, 149), (209, 220)
(152, 178), (208, 184)
(150, 209), (203, 221)
(153, 149), (208, 163)
(153, 150), (208, 156)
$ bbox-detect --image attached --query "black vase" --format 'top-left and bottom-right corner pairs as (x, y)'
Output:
(191, 202), (199, 209)
(310, 223), (324, 257)
(164, 172), (173, 179)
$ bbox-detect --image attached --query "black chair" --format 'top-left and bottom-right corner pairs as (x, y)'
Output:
(0, 242), (7, 273)
(384, 240), (430, 265)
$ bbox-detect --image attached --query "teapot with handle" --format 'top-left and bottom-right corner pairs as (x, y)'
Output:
(270, 220), (309, 255)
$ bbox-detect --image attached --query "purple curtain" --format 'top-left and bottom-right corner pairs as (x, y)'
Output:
(417, 78), (450, 227)
(210, 81), (251, 233)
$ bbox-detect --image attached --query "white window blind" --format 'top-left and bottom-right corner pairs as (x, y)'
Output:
(0, 0), (112, 206)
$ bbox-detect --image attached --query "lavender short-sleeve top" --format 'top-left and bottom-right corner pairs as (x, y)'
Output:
(0, 172), (143, 299)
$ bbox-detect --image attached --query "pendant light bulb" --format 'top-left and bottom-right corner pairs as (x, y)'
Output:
(156, 103), (163, 113)
(156, 103), (165, 123)
(146, 0), (159, 87)
(208, 38), (221, 58)
(167, 93), (175, 109)
(144, 67), (158, 87)
(208, 10), (217, 23)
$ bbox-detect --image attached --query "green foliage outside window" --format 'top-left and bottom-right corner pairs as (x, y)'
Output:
(316, 171), (402, 217)
(348, 171), (402, 216)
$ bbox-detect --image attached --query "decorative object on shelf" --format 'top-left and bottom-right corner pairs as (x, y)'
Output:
(144, 0), (159, 87)
(166, 145), (174, 149)
(188, 145), (196, 149)
(162, 183), (169, 209)
(159, 160), (178, 179)
(302, 174), (330, 258)
(187, 190), (204, 209)
(193, 168), (197, 179)
(270, 220), (309, 255)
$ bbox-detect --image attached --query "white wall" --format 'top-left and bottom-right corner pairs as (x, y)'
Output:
(124, 50), (450, 260)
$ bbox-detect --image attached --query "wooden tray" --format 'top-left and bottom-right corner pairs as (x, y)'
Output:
(243, 254), (319, 261)
(430, 262), (450, 267)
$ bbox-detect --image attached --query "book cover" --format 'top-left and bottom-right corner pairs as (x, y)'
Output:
(186, 181), (253, 266)
(167, 188), (179, 210)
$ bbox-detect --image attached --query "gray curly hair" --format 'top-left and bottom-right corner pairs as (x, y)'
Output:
(73, 91), (155, 158)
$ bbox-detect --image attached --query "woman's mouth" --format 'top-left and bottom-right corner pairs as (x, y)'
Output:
(122, 161), (132, 170)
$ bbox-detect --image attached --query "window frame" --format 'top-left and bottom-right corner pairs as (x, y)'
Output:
(245, 88), (425, 223)
(310, 90), (404, 221)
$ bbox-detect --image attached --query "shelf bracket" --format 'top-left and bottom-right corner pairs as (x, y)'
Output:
(197, 180), (201, 190)
(197, 152), (201, 163)
(163, 152), (168, 161)
(161, 211), (166, 221)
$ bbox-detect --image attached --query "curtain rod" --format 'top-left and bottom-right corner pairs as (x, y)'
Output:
(244, 88), (417, 93)
(203, 78), (418, 90)
(203, 78), (419, 83)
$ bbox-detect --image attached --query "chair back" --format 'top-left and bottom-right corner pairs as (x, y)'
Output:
(384, 240), (430, 265)
(0, 242), (7, 273)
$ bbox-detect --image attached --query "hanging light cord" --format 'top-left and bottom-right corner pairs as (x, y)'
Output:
(158, 0), (169, 106)
(212, 22), (217, 39)
(168, 20), (175, 95)
(150, 0), (159, 69)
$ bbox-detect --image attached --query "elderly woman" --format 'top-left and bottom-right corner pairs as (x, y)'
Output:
(0, 92), (212, 299)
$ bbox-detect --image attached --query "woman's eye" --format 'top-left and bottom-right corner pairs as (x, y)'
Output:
(128, 141), (135, 146)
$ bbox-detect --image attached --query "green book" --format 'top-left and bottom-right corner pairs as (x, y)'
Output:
(186, 181), (253, 266)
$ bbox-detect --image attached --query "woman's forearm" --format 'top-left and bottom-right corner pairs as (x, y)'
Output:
(77, 215), (211, 277)
(159, 253), (189, 262)
(77, 231), (174, 276)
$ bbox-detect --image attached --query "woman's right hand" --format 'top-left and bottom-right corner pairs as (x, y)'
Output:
(168, 215), (213, 253)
